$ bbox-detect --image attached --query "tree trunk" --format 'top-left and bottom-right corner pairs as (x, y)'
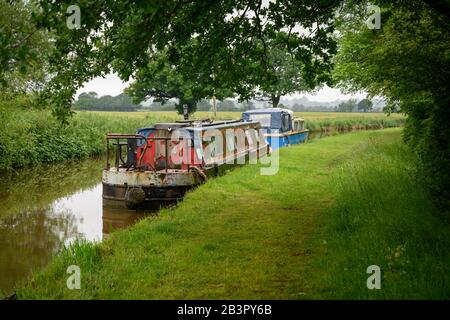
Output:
(271, 94), (280, 108)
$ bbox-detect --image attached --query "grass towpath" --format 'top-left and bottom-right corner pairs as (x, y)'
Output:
(16, 128), (449, 299)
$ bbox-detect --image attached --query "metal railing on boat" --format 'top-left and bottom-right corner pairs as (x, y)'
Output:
(105, 134), (195, 173)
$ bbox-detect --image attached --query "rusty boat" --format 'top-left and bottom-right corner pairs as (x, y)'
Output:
(103, 119), (269, 209)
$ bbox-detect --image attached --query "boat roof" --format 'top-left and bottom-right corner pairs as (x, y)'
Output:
(242, 108), (294, 115)
(140, 119), (261, 133)
(186, 120), (261, 132)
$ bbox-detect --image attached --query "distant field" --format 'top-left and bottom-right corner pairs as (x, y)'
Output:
(78, 110), (405, 133)
(0, 109), (405, 171)
(80, 110), (405, 121)
(294, 111), (404, 120)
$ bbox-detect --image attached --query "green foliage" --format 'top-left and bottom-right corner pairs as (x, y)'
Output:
(333, 1), (450, 208)
(15, 129), (449, 299)
(21, 0), (341, 121)
(125, 50), (199, 114)
(73, 92), (140, 111)
(0, 0), (52, 93)
(253, 32), (317, 107)
(0, 101), (149, 170)
(337, 99), (357, 112)
(125, 48), (238, 114)
(314, 132), (450, 299)
(357, 98), (373, 112)
(305, 117), (404, 133)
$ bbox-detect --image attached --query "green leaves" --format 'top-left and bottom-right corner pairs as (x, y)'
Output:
(125, 49), (201, 114)
(333, 0), (450, 208)
(11, 0), (341, 118)
(0, 0), (52, 94)
(73, 92), (140, 111)
(357, 98), (373, 112)
(2, 1), (341, 119)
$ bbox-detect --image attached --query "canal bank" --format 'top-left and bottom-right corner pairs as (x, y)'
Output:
(14, 129), (449, 299)
(0, 157), (158, 297)
(0, 126), (397, 297)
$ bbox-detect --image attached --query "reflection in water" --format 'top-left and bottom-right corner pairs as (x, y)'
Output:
(102, 206), (157, 236)
(0, 158), (159, 297)
(0, 207), (80, 295)
(53, 184), (103, 245)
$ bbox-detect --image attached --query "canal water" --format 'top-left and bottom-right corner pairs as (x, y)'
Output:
(0, 130), (345, 297)
(0, 157), (153, 297)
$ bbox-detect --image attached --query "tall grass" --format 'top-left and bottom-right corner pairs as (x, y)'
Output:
(0, 108), (149, 170)
(313, 133), (450, 299)
(88, 111), (406, 133)
(15, 129), (448, 299)
(305, 117), (405, 133)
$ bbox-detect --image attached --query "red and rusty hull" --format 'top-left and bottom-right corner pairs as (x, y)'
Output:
(102, 119), (269, 209)
(102, 168), (206, 209)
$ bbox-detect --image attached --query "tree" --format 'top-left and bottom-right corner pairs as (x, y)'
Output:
(333, 0), (450, 207)
(0, 1), (52, 97)
(73, 92), (140, 111)
(337, 99), (357, 112)
(357, 98), (373, 112)
(125, 50), (217, 114)
(18, 0), (341, 121)
(253, 33), (319, 108)
(241, 100), (255, 111)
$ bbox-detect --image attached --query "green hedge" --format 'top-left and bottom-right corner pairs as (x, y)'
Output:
(0, 107), (148, 170)
(305, 117), (405, 133)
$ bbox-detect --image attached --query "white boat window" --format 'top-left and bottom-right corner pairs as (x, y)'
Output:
(248, 114), (271, 127)
(226, 131), (235, 151)
(281, 114), (291, 132)
(194, 136), (203, 161)
(195, 146), (203, 161)
(294, 119), (304, 131)
(246, 129), (255, 146)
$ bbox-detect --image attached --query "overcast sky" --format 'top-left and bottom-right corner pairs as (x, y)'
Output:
(76, 73), (367, 102)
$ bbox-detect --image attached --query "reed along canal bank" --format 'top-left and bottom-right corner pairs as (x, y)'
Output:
(9, 128), (449, 299)
(0, 157), (161, 297)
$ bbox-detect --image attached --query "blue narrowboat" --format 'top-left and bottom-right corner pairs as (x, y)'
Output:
(242, 108), (309, 150)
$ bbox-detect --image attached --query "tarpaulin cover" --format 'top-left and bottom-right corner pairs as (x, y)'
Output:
(242, 108), (293, 132)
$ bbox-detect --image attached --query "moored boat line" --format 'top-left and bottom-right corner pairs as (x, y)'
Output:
(103, 118), (269, 208)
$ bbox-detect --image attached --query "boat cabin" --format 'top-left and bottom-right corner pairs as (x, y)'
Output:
(242, 108), (308, 149)
(242, 108), (295, 133)
(103, 119), (269, 208)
